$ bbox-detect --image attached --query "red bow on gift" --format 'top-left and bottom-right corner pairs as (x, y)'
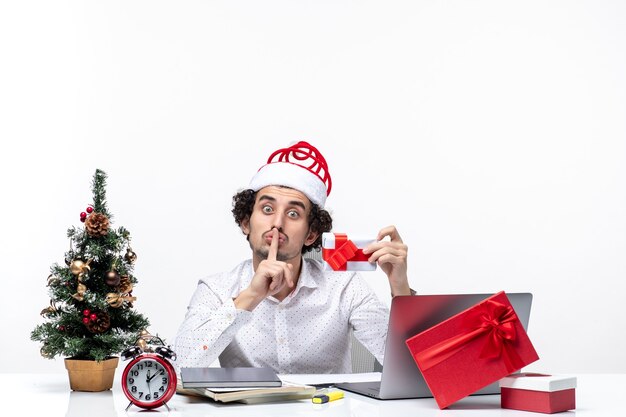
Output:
(322, 233), (369, 271)
(415, 299), (525, 373)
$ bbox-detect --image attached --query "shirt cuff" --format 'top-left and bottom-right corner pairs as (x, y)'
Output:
(391, 288), (417, 297)
(227, 297), (253, 322)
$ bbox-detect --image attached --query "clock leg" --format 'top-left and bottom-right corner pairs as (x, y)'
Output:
(125, 401), (134, 411)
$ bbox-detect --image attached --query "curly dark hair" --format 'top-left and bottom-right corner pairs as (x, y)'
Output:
(232, 188), (333, 253)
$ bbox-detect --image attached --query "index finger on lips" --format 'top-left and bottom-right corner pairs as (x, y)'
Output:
(268, 227), (279, 261)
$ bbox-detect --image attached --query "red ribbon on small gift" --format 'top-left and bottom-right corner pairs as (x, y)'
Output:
(322, 233), (369, 271)
(413, 299), (525, 374)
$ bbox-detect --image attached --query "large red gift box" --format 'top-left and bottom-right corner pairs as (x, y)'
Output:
(405, 291), (539, 409)
(500, 373), (576, 414)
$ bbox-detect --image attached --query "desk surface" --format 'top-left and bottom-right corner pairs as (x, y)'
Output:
(1, 373), (620, 416)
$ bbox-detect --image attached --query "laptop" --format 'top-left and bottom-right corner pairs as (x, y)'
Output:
(335, 292), (533, 400)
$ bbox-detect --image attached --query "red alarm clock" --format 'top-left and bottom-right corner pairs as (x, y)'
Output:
(121, 344), (177, 410)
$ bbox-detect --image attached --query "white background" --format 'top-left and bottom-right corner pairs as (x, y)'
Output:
(1, 1), (624, 374)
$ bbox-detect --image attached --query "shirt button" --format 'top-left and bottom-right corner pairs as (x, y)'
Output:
(226, 313), (233, 320)
(277, 337), (285, 344)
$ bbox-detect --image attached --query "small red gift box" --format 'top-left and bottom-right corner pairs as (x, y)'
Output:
(500, 373), (576, 414)
(405, 291), (539, 409)
(321, 233), (376, 271)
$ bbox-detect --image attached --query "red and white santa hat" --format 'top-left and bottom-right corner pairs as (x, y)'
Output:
(249, 141), (332, 207)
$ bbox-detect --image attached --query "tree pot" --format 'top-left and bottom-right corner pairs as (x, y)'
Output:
(64, 357), (119, 392)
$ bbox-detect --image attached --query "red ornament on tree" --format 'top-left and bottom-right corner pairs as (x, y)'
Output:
(82, 317), (89, 324)
(86, 206), (94, 213)
(83, 309), (90, 317)
(89, 313), (97, 321)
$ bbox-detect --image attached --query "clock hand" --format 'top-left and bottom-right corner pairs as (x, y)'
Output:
(147, 369), (165, 383)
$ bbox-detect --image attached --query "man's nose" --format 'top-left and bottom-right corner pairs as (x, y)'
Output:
(271, 213), (285, 231)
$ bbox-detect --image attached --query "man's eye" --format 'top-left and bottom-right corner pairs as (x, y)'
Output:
(287, 210), (299, 218)
(262, 206), (273, 214)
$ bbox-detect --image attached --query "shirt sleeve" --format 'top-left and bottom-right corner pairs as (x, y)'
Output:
(345, 274), (390, 366)
(171, 278), (252, 370)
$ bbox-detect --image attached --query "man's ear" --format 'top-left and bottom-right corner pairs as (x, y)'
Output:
(241, 217), (250, 235)
(304, 229), (319, 246)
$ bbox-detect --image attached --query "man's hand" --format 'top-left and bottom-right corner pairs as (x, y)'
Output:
(362, 225), (411, 297)
(234, 227), (294, 311)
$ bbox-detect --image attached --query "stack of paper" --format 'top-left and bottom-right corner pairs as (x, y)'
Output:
(176, 367), (316, 404)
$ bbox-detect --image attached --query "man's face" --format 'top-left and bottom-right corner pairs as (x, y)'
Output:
(242, 186), (318, 262)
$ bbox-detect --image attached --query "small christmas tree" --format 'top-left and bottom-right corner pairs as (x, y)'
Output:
(31, 169), (150, 361)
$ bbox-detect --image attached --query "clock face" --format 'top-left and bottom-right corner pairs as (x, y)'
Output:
(121, 354), (176, 409)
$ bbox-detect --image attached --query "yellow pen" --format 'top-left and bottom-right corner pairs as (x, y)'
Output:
(312, 390), (344, 404)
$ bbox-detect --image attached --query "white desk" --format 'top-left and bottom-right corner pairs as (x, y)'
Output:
(1, 373), (620, 416)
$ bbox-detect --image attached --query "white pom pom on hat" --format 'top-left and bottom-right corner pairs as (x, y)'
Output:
(249, 141), (332, 207)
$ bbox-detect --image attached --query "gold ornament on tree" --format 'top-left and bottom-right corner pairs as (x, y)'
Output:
(71, 279), (87, 301)
(70, 259), (91, 301)
(105, 292), (136, 308)
(85, 212), (110, 237)
(135, 329), (160, 352)
(105, 293), (123, 308)
(70, 259), (91, 276)
(124, 247), (137, 264)
(136, 338), (147, 351)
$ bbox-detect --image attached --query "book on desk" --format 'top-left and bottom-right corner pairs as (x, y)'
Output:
(180, 366), (283, 388)
(177, 367), (315, 404)
(176, 379), (316, 404)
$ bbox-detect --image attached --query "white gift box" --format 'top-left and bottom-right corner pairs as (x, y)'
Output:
(500, 373), (577, 392)
(321, 233), (377, 271)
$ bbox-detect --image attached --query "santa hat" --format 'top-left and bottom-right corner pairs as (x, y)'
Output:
(249, 141), (332, 207)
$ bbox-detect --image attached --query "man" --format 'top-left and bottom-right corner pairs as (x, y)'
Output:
(172, 141), (412, 373)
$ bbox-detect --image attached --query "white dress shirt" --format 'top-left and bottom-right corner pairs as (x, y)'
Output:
(172, 258), (389, 374)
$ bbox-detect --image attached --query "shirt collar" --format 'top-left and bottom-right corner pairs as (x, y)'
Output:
(297, 258), (320, 290)
(283, 258), (319, 301)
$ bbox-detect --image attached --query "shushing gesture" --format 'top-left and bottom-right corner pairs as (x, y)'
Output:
(235, 227), (295, 311)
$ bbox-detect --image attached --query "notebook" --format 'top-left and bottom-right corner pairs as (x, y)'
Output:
(180, 366), (282, 388)
(176, 378), (315, 403)
(335, 292), (534, 400)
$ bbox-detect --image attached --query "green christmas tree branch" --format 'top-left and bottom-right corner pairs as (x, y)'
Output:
(91, 169), (110, 217)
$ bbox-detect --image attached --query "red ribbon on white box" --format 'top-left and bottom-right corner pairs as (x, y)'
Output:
(321, 233), (376, 271)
